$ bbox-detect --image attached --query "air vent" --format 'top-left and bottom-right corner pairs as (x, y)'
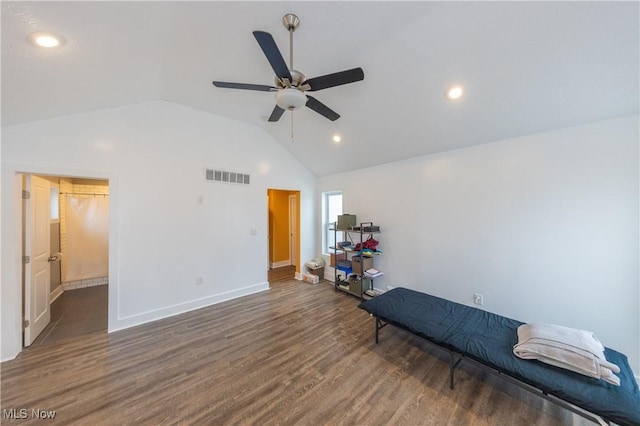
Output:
(205, 168), (250, 185)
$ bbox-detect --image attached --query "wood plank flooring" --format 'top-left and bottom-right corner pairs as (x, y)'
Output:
(1, 279), (587, 425)
(267, 265), (296, 282)
(32, 285), (108, 346)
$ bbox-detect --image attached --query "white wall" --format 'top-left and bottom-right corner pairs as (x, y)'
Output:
(319, 115), (640, 373)
(1, 100), (316, 361)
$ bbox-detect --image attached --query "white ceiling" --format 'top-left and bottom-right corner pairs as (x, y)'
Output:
(2, 1), (638, 176)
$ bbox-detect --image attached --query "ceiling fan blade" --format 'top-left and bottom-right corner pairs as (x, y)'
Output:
(303, 68), (364, 92)
(268, 105), (286, 122)
(253, 31), (292, 81)
(212, 81), (276, 92)
(305, 95), (340, 121)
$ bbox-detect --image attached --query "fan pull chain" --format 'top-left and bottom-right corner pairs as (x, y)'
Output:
(290, 110), (294, 141)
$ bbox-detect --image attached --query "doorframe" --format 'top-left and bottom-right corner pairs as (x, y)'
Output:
(266, 188), (301, 276)
(266, 193), (270, 273)
(1, 163), (118, 361)
(288, 194), (297, 268)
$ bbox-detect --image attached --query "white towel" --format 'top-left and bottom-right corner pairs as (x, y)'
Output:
(513, 323), (620, 386)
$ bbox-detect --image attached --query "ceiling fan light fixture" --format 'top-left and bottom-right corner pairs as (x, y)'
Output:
(275, 88), (307, 110)
(212, 14), (363, 123)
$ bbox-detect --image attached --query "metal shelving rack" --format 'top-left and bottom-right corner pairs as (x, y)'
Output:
(330, 221), (381, 300)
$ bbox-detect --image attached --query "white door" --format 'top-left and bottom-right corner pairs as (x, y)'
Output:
(24, 174), (51, 346)
(288, 194), (297, 267)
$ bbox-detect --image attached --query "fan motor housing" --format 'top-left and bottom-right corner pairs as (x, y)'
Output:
(275, 70), (306, 89)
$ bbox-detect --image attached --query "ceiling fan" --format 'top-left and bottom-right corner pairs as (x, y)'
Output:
(212, 13), (364, 123)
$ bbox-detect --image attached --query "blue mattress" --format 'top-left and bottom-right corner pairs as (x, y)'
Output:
(358, 287), (640, 426)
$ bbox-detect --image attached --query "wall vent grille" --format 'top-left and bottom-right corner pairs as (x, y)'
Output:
(205, 168), (250, 185)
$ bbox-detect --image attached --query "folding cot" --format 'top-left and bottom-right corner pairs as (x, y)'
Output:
(358, 287), (640, 426)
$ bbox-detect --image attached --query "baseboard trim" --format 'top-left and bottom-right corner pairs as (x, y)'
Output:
(270, 260), (291, 269)
(109, 282), (269, 333)
(294, 272), (303, 280)
(50, 285), (64, 303)
(63, 276), (108, 291)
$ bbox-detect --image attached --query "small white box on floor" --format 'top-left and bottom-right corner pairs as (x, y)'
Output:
(302, 273), (319, 284)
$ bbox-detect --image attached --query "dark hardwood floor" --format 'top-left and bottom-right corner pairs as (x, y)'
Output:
(1, 279), (586, 425)
(268, 265), (296, 282)
(33, 286), (108, 346)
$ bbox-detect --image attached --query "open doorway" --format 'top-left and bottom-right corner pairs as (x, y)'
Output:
(23, 175), (109, 347)
(267, 189), (300, 283)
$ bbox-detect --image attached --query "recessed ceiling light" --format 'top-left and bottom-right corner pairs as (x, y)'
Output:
(444, 85), (464, 101)
(27, 32), (65, 48)
(332, 134), (341, 143)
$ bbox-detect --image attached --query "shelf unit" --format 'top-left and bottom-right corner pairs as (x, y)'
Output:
(330, 221), (381, 300)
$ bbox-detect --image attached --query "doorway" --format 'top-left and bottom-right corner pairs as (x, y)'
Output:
(267, 189), (300, 283)
(22, 175), (110, 347)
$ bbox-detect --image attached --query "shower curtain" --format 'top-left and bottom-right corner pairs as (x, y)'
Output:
(65, 196), (109, 281)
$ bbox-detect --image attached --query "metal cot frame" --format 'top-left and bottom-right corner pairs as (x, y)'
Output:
(373, 317), (610, 426)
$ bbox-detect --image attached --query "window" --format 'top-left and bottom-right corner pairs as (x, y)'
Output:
(322, 191), (343, 254)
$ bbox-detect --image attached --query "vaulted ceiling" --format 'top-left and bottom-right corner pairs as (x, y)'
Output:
(2, 1), (638, 176)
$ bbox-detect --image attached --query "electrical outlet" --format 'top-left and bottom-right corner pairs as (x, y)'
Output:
(196, 276), (204, 285)
(473, 293), (483, 306)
